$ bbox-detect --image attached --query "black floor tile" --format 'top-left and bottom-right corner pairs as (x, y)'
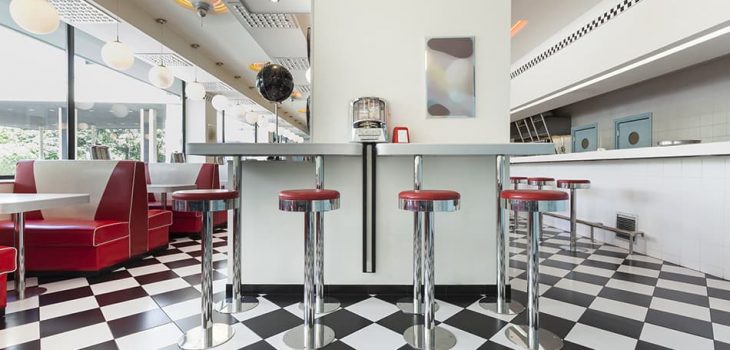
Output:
(597, 287), (652, 308)
(181, 270), (227, 285)
(264, 294), (303, 308)
(645, 309), (713, 338)
(106, 309), (171, 338)
(708, 287), (730, 300)
(318, 309), (373, 339)
(377, 310), (423, 334)
(658, 271), (708, 286)
(95, 286), (149, 307)
(592, 249), (628, 259)
(476, 341), (512, 350)
(1, 340), (41, 350)
(163, 258), (200, 269)
(653, 287), (709, 307)
(240, 341), (277, 350)
(622, 259), (662, 270)
(511, 312), (576, 338)
(86, 270), (133, 285)
(541, 287), (596, 308)
(151, 287), (200, 307)
(134, 270), (180, 285)
(79, 340), (119, 350)
(578, 259), (620, 271)
(711, 309), (730, 327)
(563, 271), (610, 286)
(611, 271), (658, 286)
(443, 309), (508, 339)
(39, 286), (94, 307)
(39, 309), (106, 338)
(516, 272), (562, 286)
(243, 309), (303, 339)
(577, 309), (644, 339)
(635, 340), (674, 350)
(0, 308), (39, 329)
(541, 259), (578, 271)
(174, 312), (238, 333)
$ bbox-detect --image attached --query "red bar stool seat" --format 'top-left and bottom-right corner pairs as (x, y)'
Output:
(173, 189), (238, 349)
(557, 180), (592, 252)
(279, 189), (340, 349)
(501, 190), (567, 350)
(399, 189), (460, 350)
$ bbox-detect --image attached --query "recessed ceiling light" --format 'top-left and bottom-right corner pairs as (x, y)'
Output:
(270, 0), (279, 2)
(511, 19), (528, 38)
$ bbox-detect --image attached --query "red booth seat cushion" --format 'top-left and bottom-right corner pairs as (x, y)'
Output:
(0, 220), (129, 247)
(0, 246), (16, 274)
(149, 210), (173, 230)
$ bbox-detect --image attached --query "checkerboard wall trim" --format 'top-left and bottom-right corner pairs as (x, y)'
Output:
(510, 0), (643, 79)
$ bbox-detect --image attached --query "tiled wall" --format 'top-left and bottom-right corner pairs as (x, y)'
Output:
(513, 156), (730, 279)
(559, 54), (730, 150)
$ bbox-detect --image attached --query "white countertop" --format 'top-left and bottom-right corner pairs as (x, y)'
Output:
(512, 141), (730, 163)
(0, 193), (90, 214)
(187, 143), (363, 156)
(147, 184), (197, 193)
(376, 143), (555, 156)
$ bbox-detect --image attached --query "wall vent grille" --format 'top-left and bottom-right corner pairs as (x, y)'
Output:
(227, 2), (298, 29)
(616, 213), (637, 240)
(201, 82), (234, 93)
(273, 57), (309, 71)
(510, 0), (643, 79)
(136, 53), (192, 67)
(49, 0), (117, 24)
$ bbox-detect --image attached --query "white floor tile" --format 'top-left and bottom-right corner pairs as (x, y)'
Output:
(345, 297), (400, 322)
(5, 295), (39, 314)
(713, 323), (730, 345)
(465, 300), (519, 322)
(0, 322), (39, 348)
(126, 263), (169, 277)
(487, 324), (530, 350)
(115, 323), (182, 350)
(554, 278), (603, 296)
(539, 297), (586, 322)
(39, 277), (89, 294)
(710, 297), (730, 313)
(566, 323), (637, 350)
(40, 296), (99, 321)
(707, 278), (730, 291)
(573, 265), (615, 278)
(162, 298), (201, 321)
(649, 297), (711, 322)
(509, 278), (550, 296)
(660, 264), (705, 278)
(639, 323), (715, 350)
(141, 278), (190, 295)
(177, 244), (201, 253)
(340, 323), (406, 350)
(155, 253), (191, 264)
(172, 264), (200, 277)
(605, 279), (655, 296)
(90, 277), (140, 295)
(548, 254), (584, 265)
(589, 297), (648, 322)
(625, 254), (663, 264)
(540, 265), (571, 278)
(656, 279), (707, 296)
(588, 254), (625, 265)
(232, 297), (281, 322)
(211, 323), (262, 350)
(40, 323), (113, 350)
(617, 265), (660, 278)
(100, 296), (159, 321)
(434, 299), (463, 322)
(438, 323), (488, 349)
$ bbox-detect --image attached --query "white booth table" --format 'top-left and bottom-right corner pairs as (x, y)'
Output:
(0, 193), (90, 299)
(147, 184), (197, 210)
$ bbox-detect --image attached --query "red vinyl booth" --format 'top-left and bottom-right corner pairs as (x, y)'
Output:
(146, 163), (227, 236)
(0, 160), (172, 272)
(0, 246), (16, 316)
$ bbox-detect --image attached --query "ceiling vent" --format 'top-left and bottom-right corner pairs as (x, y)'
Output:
(48, 0), (117, 24)
(225, 1), (299, 29)
(135, 53), (192, 67)
(202, 82), (235, 93)
(273, 57), (309, 71)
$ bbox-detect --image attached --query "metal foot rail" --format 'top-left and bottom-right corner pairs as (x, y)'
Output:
(542, 212), (644, 255)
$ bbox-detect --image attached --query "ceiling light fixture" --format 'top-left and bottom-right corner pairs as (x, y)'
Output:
(175, 0), (227, 15)
(101, 0), (134, 71)
(9, 0), (60, 35)
(185, 43), (207, 100)
(148, 18), (174, 89)
(510, 19), (528, 38)
(211, 94), (229, 111)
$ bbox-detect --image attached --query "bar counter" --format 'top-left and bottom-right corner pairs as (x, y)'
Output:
(187, 142), (553, 288)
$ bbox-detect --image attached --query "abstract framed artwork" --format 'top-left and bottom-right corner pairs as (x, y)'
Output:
(425, 37), (476, 118)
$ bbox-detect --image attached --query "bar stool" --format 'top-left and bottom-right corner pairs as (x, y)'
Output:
(527, 177), (554, 240)
(279, 189), (340, 349)
(501, 189), (567, 350)
(173, 189), (238, 350)
(399, 190), (460, 350)
(510, 177), (528, 231)
(557, 180), (591, 253)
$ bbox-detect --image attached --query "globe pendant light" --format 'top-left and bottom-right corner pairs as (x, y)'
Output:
(102, 0), (134, 71)
(9, 0), (60, 35)
(110, 104), (129, 118)
(148, 19), (174, 89)
(211, 94), (229, 111)
(185, 43), (206, 100)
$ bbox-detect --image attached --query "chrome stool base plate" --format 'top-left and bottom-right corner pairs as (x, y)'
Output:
(397, 298), (440, 314)
(504, 324), (563, 350)
(178, 323), (235, 350)
(478, 299), (525, 315)
(217, 295), (260, 314)
(282, 324), (335, 349)
(559, 245), (590, 253)
(403, 325), (457, 350)
(297, 297), (341, 315)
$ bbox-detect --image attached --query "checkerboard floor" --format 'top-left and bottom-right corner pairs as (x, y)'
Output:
(2, 225), (730, 350)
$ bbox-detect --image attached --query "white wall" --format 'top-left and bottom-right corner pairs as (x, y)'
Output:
(511, 0), (730, 113)
(513, 157), (730, 279)
(311, 0), (510, 143)
(563, 55), (730, 149)
(185, 98), (217, 163)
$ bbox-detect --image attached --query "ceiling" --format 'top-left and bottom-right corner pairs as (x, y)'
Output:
(511, 0), (602, 62)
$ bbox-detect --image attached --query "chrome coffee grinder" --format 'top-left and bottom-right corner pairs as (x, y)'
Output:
(351, 97), (389, 143)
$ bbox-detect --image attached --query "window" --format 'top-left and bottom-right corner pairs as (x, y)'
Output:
(0, 21), (67, 176)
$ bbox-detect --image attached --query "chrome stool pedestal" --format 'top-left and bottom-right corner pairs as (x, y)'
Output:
(501, 189), (567, 350)
(279, 189), (341, 350)
(218, 157), (259, 314)
(480, 163), (525, 316)
(527, 177), (555, 241)
(173, 190), (239, 350)
(399, 188), (461, 350)
(557, 180), (592, 253)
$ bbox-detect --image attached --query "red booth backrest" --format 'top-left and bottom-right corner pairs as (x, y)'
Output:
(14, 160), (149, 256)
